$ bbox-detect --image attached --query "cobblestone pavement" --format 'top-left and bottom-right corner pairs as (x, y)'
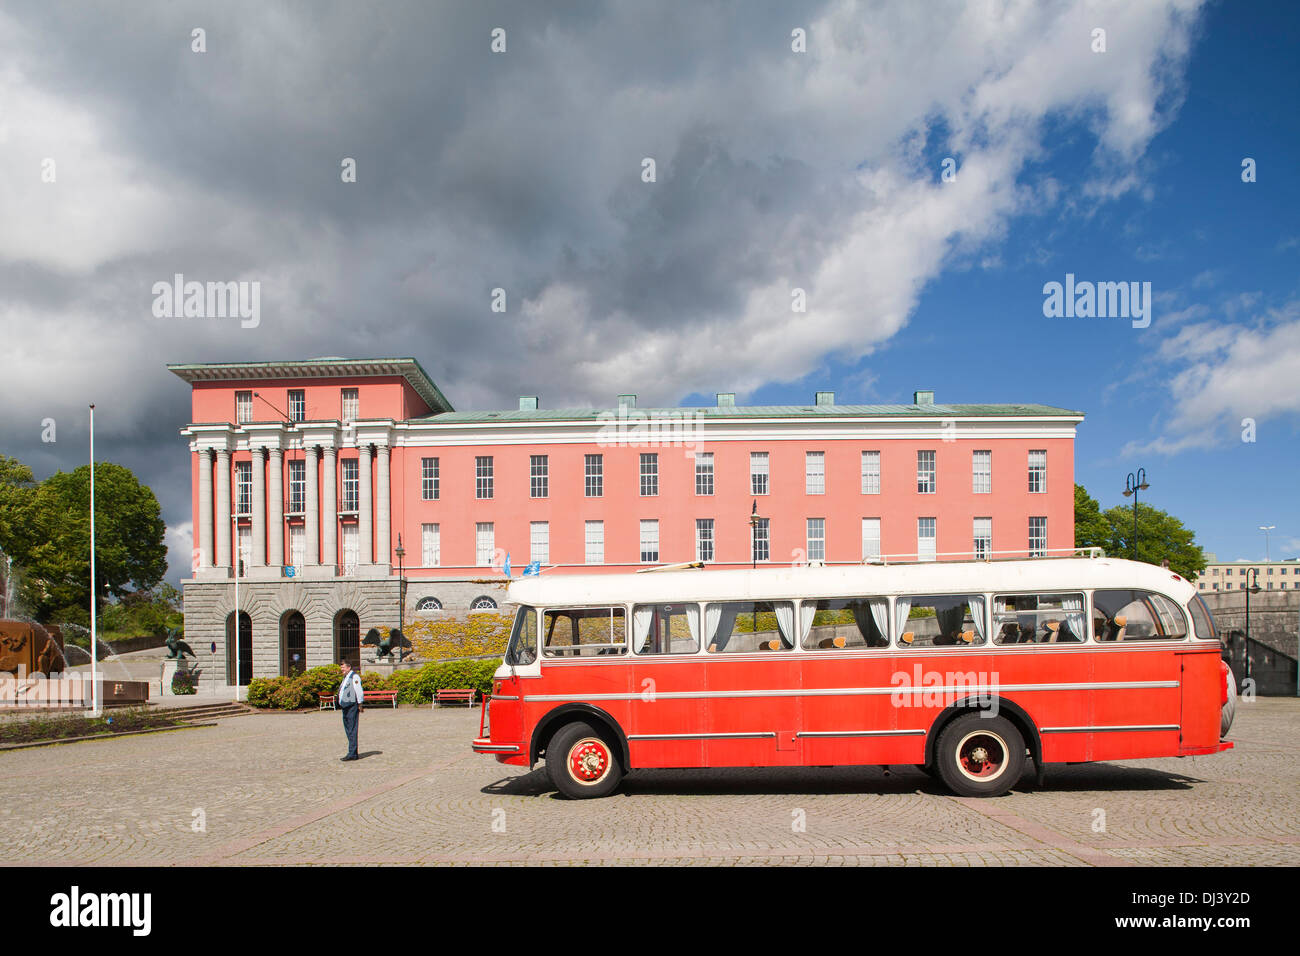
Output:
(2, 699), (1296, 866)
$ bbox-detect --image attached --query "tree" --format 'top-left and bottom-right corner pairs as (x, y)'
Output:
(0, 460), (167, 623)
(1073, 485), (1110, 552)
(1075, 483), (1206, 579)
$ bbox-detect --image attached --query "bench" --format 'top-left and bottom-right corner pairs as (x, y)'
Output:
(434, 688), (477, 708)
(319, 690), (398, 710)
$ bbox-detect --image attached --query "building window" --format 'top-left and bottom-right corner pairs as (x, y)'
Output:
(585, 454), (603, 497)
(341, 524), (358, 574)
(917, 517), (937, 562)
(287, 389), (305, 422)
(476, 456), (494, 499)
(640, 520), (659, 563)
(530, 455), (548, 498)
(235, 461), (252, 515)
(471, 596), (498, 611)
(640, 454), (658, 496)
(415, 597), (442, 611)
(421, 523), (440, 567)
(341, 388), (359, 422)
(696, 518), (714, 563)
(751, 517), (770, 563)
(973, 517), (992, 560)
(1029, 516), (1047, 557)
(530, 521), (549, 565)
(806, 518), (826, 562)
(235, 391), (253, 424)
(861, 451), (880, 495)
(751, 452), (769, 495)
(286, 460), (305, 514)
(805, 451), (825, 495)
(917, 451), (936, 494)
(236, 525), (251, 576)
(695, 452), (714, 496)
(288, 525), (305, 568)
(585, 520), (604, 564)
(340, 459), (359, 512)
(861, 518), (881, 561)
(972, 450), (991, 494)
(1028, 450), (1047, 494)
(421, 457), (439, 500)
(475, 522), (495, 566)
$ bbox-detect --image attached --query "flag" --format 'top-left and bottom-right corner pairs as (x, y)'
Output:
(524, 561), (541, 577)
(503, 553), (512, 578)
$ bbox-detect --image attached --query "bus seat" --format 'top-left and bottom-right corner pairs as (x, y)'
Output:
(959, 630), (975, 644)
(707, 643), (717, 653)
(818, 635), (847, 649)
(1113, 614), (1128, 641)
(1044, 620), (1060, 643)
(760, 639), (780, 651)
(900, 631), (915, 645)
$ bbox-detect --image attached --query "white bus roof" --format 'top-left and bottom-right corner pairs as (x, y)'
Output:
(507, 558), (1196, 608)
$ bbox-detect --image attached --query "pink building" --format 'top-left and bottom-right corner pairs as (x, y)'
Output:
(170, 358), (1082, 685)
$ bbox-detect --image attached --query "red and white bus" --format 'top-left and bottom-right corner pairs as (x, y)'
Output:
(472, 556), (1234, 798)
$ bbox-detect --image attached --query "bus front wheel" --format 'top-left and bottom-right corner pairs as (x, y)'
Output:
(935, 713), (1025, 798)
(547, 721), (623, 799)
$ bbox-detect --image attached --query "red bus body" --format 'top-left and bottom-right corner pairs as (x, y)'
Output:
(473, 558), (1231, 792)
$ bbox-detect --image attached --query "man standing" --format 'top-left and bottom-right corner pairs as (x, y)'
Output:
(338, 658), (364, 761)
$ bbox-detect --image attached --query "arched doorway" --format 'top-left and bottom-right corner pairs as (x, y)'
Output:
(334, 610), (360, 669)
(225, 611), (253, 685)
(281, 611), (306, 676)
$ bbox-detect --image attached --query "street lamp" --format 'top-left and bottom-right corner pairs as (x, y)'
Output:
(1259, 525), (1275, 563)
(1122, 469), (1150, 561)
(748, 500), (762, 570)
(1243, 567), (1261, 683)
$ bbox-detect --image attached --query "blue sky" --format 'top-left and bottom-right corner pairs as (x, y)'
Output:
(701, 0), (1300, 563)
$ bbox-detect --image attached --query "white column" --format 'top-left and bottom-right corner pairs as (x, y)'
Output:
(250, 449), (266, 567)
(304, 447), (319, 567)
(198, 448), (214, 569)
(375, 444), (390, 569)
(359, 444), (374, 565)
(267, 447), (284, 568)
(322, 446), (338, 572)
(215, 449), (231, 569)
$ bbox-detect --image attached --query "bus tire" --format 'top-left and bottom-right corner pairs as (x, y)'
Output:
(547, 720), (623, 799)
(934, 713), (1025, 798)
(1221, 664), (1237, 738)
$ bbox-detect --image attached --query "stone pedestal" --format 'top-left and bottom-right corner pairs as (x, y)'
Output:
(161, 659), (199, 697)
(361, 657), (421, 678)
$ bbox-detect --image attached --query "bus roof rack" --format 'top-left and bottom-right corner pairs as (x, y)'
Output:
(636, 561), (706, 574)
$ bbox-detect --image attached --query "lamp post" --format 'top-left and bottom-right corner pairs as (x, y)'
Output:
(1259, 525), (1275, 563)
(1244, 567), (1261, 683)
(394, 533), (406, 654)
(1122, 469), (1149, 561)
(89, 404), (100, 717)
(749, 500), (762, 569)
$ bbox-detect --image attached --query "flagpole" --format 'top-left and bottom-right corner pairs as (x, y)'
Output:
(89, 404), (101, 717)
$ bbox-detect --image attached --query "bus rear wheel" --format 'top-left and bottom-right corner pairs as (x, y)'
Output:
(935, 713), (1025, 798)
(547, 721), (623, 799)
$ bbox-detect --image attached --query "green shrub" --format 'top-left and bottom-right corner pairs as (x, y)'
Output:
(359, 670), (389, 692)
(243, 660), (498, 709)
(170, 668), (198, 695)
(247, 677), (275, 708)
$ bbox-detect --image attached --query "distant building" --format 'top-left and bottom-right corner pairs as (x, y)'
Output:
(1193, 558), (1300, 592)
(169, 357), (1083, 686)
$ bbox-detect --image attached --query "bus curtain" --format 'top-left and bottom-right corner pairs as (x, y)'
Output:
(1061, 595), (1085, 641)
(968, 596), (986, 643)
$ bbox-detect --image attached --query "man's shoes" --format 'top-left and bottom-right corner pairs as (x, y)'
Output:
(340, 755), (358, 761)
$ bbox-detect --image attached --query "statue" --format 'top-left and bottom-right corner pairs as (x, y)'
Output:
(362, 626), (412, 661)
(0, 620), (65, 676)
(163, 627), (195, 660)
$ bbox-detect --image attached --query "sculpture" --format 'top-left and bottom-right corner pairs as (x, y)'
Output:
(163, 627), (196, 660)
(362, 626), (412, 661)
(0, 620), (65, 676)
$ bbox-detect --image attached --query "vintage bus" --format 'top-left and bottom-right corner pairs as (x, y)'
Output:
(472, 556), (1234, 798)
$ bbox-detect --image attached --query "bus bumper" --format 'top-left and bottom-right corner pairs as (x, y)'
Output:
(1180, 741), (1234, 756)
(472, 738), (527, 765)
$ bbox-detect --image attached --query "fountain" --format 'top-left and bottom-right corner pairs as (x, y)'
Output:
(0, 620), (150, 708)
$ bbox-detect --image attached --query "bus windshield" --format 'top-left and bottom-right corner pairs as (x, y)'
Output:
(505, 606), (537, 665)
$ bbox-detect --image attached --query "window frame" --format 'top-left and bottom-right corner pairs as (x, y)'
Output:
(805, 451), (825, 495)
(695, 452), (714, 496)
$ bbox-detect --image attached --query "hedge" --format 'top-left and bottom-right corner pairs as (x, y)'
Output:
(246, 660), (498, 710)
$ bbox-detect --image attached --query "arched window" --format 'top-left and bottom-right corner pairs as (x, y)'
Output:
(470, 595), (498, 611)
(281, 611), (306, 676)
(415, 597), (443, 611)
(334, 610), (360, 668)
(225, 611), (252, 686)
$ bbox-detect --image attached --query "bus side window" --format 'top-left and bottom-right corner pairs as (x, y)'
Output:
(542, 607), (627, 657)
(1093, 590), (1186, 641)
(633, 604), (701, 655)
(801, 598), (888, 649)
(897, 595), (987, 648)
(705, 602), (795, 652)
(993, 593), (1085, 644)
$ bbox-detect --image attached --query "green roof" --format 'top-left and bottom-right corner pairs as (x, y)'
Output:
(417, 402), (1084, 425)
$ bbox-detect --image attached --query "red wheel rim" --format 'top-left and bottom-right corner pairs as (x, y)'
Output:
(567, 737), (611, 784)
(956, 731), (1006, 781)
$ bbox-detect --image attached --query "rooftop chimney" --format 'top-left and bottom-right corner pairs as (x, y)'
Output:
(518, 396), (539, 411)
(913, 390), (935, 406)
(815, 391), (835, 406)
(617, 394), (637, 410)
(716, 393), (736, 408)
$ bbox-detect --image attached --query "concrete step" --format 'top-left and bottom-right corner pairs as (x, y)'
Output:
(155, 701), (255, 722)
